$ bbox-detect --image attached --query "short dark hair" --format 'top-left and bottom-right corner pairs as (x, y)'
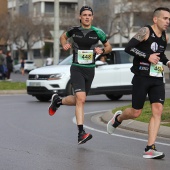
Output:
(153, 7), (170, 16)
(80, 6), (93, 15)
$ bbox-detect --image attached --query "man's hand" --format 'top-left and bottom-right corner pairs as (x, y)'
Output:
(148, 53), (160, 64)
(62, 43), (72, 51)
(94, 47), (103, 55)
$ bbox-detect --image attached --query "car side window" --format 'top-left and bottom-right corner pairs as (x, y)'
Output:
(105, 52), (115, 65)
(115, 51), (133, 64)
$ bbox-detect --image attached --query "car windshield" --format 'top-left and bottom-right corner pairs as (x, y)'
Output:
(58, 49), (133, 65)
(59, 55), (73, 65)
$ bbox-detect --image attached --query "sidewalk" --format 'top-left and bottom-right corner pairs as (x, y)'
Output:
(0, 90), (26, 95)
(100, 110), (170, 139)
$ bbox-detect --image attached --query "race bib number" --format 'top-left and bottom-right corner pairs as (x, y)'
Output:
(149, 62), (163, 77)
(77, 50), (93, 64)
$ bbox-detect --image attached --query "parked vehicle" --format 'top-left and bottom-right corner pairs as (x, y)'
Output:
(13, 60), (37, 73)
(26, 48), (134, 102)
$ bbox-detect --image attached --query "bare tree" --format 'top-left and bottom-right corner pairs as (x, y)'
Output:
(93, 0), (170, 42)
(11, 15), (45, 60)
(0, 13), (10, 47)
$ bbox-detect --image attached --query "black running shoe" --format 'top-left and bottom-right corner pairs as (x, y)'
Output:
(48, 94), (61, 116)
(78, 130), (92, 145)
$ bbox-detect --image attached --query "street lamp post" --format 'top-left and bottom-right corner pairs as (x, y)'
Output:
(83, 0), (87, 5)
(11, 0), (15, 59)
(119, 1), (123, 47)
(53, 0), (60, 65)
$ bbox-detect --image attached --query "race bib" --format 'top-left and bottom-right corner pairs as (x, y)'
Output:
(77, 50), (93, 64)
(149, 62), (163, 77)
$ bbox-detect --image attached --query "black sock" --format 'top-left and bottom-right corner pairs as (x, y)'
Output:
(59, 98), (63, 105)
(115, 115), (121, 124)
(57, 98), (62, 105)
(77, 125), (84, 133)
(145, 144), (156, 152)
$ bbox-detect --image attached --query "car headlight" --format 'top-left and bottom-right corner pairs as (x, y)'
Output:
(48, 73), (65, 80)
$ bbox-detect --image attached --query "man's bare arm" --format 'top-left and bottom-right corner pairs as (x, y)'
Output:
(60, 32), (71, 51)
(133, 27), (149, 42)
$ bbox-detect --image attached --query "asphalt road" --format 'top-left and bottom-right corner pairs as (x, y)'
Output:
(0, 93), (170, 170)
(1, 72), (170, 169)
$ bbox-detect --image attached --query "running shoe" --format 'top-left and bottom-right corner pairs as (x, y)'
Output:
(107, 110), (122, 134)
(78, 130), (93, 145)
(143, 149), (165, 159)
(48, 94), (61, 116)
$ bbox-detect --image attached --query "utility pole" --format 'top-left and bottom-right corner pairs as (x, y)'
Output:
(53, 0), (60, 65)
(83, 0), (87, 5)
(119, 0), (123, 47)
(11, 0), (15, 59)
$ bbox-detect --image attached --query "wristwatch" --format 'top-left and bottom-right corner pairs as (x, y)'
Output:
(102, 49), (105, 54)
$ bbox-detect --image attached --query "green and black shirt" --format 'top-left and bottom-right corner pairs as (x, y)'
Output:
(66, 26), (108, 68)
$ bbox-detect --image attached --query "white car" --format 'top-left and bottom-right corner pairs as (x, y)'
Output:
(13, 60), (37, 73)
(26, 48), (134, 102)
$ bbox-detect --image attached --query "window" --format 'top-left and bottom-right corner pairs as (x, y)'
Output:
(115, 51), (133, 64)
(60, 3), (77, 16)
(45, 2), (54, 14)
(33, 2), (41, 16)
(97, 52), (115, 65)
(19, 3), (29, 16)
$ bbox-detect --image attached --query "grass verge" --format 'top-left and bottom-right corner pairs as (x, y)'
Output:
(0, 81), (26, 90)
(112, 98), (170, 127)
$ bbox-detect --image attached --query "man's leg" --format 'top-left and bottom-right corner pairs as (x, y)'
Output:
(74, 91), (86, 125)
(62, 95), (76, 106)
(107, 108), (142, 134)
(143, 103), (165, 159)
(73, 91), (92, 144)
(118, 108), (142, 122)
(147, 103), (163, 146)
(58, 92), (85, 125)
(143, 81), (165, 159)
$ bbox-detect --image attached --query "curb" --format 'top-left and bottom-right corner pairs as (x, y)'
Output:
(0, 90), (27, 95)
(100, 111), (170, 139)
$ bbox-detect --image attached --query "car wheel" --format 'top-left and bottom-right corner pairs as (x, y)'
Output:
(35, 95), (52, 102)
(66, 81), (74, 95)
(106, 94), (123, 100)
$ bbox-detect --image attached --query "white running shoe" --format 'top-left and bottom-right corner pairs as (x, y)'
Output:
(107, 110), (122, 134)
(143, 149), (165, 159)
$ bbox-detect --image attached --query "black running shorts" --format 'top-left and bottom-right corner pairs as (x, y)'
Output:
(70, 65), (95, 95)
(132, 75), (165, 109)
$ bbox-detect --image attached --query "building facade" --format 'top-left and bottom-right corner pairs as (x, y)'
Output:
(93, 0), (170, 47)
(6, 0), (170, 67)
(7, 0), (80, 64)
